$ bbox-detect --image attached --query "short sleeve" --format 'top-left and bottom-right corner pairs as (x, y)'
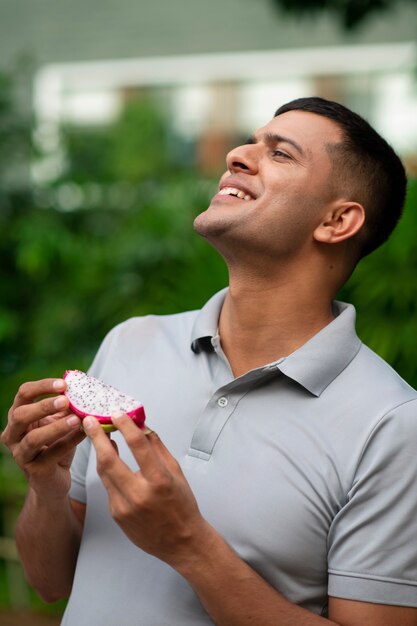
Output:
(69, 437), (92, 503)
(328, 399), (417, 606)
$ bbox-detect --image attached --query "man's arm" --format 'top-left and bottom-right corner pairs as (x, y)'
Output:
(329, 598), (417, 626)
(84, 414), (417, 626)
(15, 493), (85, 602)
(1, 378), (86, 602)
(177, 535), (417, 625)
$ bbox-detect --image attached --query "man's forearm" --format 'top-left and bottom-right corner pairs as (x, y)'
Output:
(176, 523), (338, 626)
(16, 488), (82, 602)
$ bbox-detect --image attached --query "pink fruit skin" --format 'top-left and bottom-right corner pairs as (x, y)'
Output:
(63, 370), (146, 429)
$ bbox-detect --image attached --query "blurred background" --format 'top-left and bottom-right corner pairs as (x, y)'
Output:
(0, 0), (416, 623)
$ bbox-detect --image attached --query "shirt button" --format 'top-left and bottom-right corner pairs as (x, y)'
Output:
(217, 396), (228, 407)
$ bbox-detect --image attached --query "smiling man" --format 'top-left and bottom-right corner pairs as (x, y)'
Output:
(3, 97), (417, 626)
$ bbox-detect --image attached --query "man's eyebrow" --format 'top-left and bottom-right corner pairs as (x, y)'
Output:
(245, 132), (306, 157)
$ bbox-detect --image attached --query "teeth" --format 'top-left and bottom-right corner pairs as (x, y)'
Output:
(218, 187), (252, 200)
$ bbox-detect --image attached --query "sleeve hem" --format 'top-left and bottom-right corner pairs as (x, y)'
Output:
(328, 571), (417, 607)
(68, 480), (87, 504)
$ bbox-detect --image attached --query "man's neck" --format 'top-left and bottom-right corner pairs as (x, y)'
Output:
(218, 272), (335, 378)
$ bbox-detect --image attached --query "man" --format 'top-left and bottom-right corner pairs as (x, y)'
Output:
(3, 97), (417, 625)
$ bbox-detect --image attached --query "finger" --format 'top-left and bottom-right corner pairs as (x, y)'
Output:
(83, 416), (138, 495)
(110, 413), (166, 480)
(38, 410), (72, 426)
(107, 486), (130, 524)
(36, 428), (86, 467)
(12, 378), (66, 410)
(10, 409), (72, 440)
(110, 438), (119, 455)
(8, 394), (70, 442)
(14, 414), (82, 464)
(146, 431), (182, 475)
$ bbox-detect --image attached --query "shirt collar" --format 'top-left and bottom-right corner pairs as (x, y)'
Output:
(191, 288), (228, 353)
(276, 301), (361, 396)
(190, 289), (361, 396)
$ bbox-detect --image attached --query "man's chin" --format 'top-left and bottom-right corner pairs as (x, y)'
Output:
(193, 211), (215, 238)
(193, 210), (227, 240)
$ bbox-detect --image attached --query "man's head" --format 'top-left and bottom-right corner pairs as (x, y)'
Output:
(195, 97), (407, 279)
(275, 97), (407, 259)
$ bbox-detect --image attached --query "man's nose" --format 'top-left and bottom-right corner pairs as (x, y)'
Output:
(225, 143), (259, 174)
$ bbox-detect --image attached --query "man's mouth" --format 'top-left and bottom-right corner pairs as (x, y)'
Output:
(218, 187), (253, 201)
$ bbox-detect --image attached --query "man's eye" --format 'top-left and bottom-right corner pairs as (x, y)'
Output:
(272, 150), (289, 158)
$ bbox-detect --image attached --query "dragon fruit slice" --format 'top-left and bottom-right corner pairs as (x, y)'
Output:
(63, 370), (146, 430)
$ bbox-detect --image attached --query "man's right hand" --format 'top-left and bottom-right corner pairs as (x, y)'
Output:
(1, 378), (85, 501)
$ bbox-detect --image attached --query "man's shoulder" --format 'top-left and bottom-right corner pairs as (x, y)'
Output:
(105, 288), (227, 350)
(115, 308), (200, 336)
(103, 307), (200, 351)
(88, 308), (203, 382)
(98, 309), (199, 357)
(352, 341), (417, 408)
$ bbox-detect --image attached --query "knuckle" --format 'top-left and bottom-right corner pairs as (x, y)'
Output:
(0, 427), (9, 445)
(11, 445), (23, 467)
(23, 429), (38, 449)
(171, 458), (183, 476)
(109, 501), (118, 519)
(40, 397), (53, 416)
(130, 489), (145, 510)
(10, 406), (24, 428)
(17, 382), (32, 401)
(153, 473), (172, 496)
(111, 501), (131, 523)
(96, 452), (114, 474)
(125, 430), (143, 447)
(113, 484), (145, 517)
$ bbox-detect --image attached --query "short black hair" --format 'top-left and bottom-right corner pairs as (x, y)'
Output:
(275, 97), (407, 258)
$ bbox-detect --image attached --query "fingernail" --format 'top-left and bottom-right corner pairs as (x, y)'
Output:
(112, 410), (125, 419)
(66, 415), (80, 427)
(53, 379), (65, 390)
(83, 416), (95, 431)
(54, 396), (67, 409)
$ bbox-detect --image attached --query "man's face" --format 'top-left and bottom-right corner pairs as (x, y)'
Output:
(194, 110), (344, 263)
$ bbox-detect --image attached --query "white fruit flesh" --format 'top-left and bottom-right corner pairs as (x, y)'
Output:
(63, 369), (145, 427)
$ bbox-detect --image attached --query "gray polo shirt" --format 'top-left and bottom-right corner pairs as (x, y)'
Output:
(63, 289), (417, 625)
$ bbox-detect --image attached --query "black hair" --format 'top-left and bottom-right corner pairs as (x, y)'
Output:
(275, 97), (407, 258)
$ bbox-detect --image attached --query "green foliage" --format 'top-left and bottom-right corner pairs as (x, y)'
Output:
(271, 0), (417, 29)
(60, 99), (173, 184)
(339, 178), (417, 385)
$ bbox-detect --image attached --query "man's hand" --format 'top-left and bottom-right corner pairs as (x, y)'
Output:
(83, 413), (212, 568)
(1, 378), (85, 501)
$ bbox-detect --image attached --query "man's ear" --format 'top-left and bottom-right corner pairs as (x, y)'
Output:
(313, 201), (365, 244)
